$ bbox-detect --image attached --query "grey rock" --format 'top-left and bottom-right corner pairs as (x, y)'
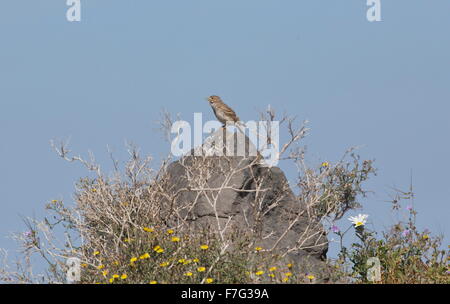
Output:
(163, 129), (329, 280)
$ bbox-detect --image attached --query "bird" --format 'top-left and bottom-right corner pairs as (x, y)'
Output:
(206, 95), (264, 162)
(206, 95), (241, 127)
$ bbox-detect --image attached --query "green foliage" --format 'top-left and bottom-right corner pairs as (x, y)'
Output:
(314, 154), (376, 220)
(331, 198), (449, 284)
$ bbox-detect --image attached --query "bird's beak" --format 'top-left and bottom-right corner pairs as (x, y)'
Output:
(205, 97), (210, 102)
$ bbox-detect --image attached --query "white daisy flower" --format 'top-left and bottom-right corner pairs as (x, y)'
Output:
(348, 214), (369, 227)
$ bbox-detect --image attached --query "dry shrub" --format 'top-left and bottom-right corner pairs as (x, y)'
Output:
(0, 109), (378, 284)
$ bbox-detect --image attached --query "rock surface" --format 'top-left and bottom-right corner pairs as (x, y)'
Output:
(163, 129), (329, 279)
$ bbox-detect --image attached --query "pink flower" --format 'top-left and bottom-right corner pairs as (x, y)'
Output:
(331, 225), (340, 233)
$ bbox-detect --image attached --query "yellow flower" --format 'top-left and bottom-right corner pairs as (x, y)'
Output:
(153, 245), (164, 253)
(149, 280), (158, 284)
(159, 262), (169, 267)
(171, 236), (181, 242)
(91, 188), (97, 192)
(178, 258), (186, 264)
(109, 278), (115, 283)
(183, 259), (192, 265)
(193, 258), (199, 263)
(93, 251), (100, 256)
(121, 274), (128, 280)
(255, 247), (263, 251)
(112, 274), (119, 279)
(268, 274), (275, 278)
(140, 253), (150, 260)
(306, 274), (315, 280)
(255, 271), (265, 276)
(124, 238), (133, 243)
(113, 261), (119, 266)
(321, 162), (329, 168)
(102, 270), (108, 277)
(184, 272), (193, 277)
(285, 272), (293, 277)
(167, 229), (174, 234)
(269, 267), (277, 272)
(287, 263), (293, 268)
(282, 277), (289, 282)
(200, 245), (209, 250)
(51, 200), (58, 204)
(423, 234), (429, 240)
(96, 265), (105, 270)
(206, 278), (214, 284)
(143, 227), (154, 233)
(130, 257), (138, 263)
(81, 263), (88, 268)
(197, 267), (206, 272)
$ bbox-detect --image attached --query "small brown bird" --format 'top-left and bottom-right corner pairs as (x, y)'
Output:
(207, 95), (264, 161)
(207, 95), (240, 127)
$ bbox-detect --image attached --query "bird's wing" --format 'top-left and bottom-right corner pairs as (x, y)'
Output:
(223, 103), (239, 121)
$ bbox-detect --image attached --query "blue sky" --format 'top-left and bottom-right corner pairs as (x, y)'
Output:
(1, 0), (449, 270)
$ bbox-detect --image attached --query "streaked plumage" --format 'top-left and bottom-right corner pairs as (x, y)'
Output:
(206, 95), (263, 161)
(207, 95), (240, 126)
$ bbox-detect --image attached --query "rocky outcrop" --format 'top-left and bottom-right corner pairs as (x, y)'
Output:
(163, 129), (329, 279)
